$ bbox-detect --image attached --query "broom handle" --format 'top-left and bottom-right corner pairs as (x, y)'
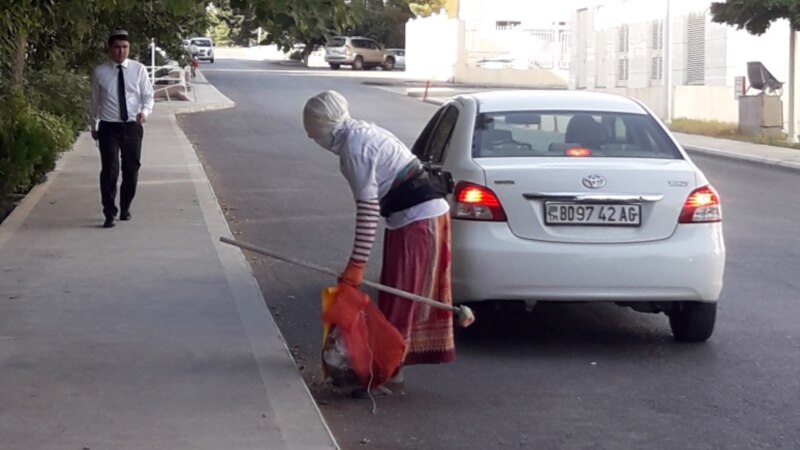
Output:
(219, 236), (461, 314)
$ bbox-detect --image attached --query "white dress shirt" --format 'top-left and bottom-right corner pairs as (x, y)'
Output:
(332, 118), (449, 230)
(90, 58), (154, 132)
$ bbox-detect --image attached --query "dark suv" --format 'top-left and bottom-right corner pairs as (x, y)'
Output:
(324, 36), (395, 70)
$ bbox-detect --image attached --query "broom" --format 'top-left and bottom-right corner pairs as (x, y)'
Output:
(219, 236), (476, 327)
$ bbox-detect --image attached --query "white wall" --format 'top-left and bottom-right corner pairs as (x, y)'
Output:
(405, 14), (464, 81)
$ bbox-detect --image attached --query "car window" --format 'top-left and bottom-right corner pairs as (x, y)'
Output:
(352, 39), (367, 48)
(193, 39), (212, 47)
(329, 37), (346, 47)
(472, 110), (682, 159)
(368, 41), (379, 50)
(413, 106), (459, 163)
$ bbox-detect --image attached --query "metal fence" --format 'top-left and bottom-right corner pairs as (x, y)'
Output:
(465, 24), (571, 70)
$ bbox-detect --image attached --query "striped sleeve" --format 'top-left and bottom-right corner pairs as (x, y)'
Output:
(350, 199), (380, 264)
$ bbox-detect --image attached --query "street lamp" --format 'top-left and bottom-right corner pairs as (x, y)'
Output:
(788, 27), (797, 143)
(663, 0), (672, 123)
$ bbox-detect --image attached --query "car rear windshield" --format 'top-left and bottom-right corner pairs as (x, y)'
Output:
(328, 38), (347, 47)
(193, 39), (211, 47)
(473, 111), (682, 159)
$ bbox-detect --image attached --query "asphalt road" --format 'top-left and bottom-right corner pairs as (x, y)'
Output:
(179, 59), (800, 450)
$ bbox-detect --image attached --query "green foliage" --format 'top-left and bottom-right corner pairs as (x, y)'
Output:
(237, 0), (361, 54)
(24, 69), (91, 138)
(0, 0), (209, 200)
(0, 89), (73, 197)
(349, 0), (414, 48)
(208, 0), (257, 46)
(710, 0), (800, 34)
(409, 0), (447, 18)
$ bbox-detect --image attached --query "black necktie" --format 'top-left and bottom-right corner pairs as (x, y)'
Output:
(117, 65), (129, 122)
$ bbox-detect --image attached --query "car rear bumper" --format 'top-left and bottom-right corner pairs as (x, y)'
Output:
(451, 220), (725, 303)
(325, 55), (352, 64)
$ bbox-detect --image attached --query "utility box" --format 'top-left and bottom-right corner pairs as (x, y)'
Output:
(738, 95), (783, 137)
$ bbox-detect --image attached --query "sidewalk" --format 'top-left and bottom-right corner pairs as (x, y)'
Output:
(411, 88), (800, 172)
(0, 69), (338, 449)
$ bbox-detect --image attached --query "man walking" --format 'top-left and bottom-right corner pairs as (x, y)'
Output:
(90, 29), (154, 228)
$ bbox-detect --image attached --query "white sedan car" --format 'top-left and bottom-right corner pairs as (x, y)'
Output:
(412, 90), (725, 342)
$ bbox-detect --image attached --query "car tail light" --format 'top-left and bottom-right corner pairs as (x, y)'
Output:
(454, 182), (507, 221)
(566, 148), (591, 157)
(679, 185), (721, 223)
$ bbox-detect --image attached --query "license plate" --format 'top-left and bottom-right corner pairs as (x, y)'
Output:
(544, 202), (641, 226)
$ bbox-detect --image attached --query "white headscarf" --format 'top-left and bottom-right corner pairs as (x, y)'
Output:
(303, 90), (350, 153)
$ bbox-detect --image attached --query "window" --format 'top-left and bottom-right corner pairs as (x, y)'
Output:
(616, 25), (629, 85)
(328, 37), (346, 47)
(686, 13), (706, 85)
(412, 106), (459, 163)
(617, 58), (629, 83)
(496, 21), (521, 31)
(651, 20), (664, 50)
(651, 56), (663, 80)
(617, 25), (629, 53)
(472, 111), (681, 159)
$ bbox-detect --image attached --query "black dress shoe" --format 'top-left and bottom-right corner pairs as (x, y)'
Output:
(120, 211), (131, 221)
(103, 218), (115, 228)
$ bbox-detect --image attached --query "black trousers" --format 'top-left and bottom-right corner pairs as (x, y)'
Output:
(98, 121), (143, 219)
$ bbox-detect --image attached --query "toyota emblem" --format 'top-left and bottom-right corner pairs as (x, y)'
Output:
(582, 175), (606, 189)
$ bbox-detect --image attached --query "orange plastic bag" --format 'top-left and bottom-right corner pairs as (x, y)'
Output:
(321, 284), (406, 388)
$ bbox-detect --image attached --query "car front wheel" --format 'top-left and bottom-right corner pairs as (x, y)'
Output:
(668, 302), (716, 342)
(352, 56), (364, 70)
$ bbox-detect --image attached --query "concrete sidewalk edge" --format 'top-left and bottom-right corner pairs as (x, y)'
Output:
(170, 113), (339, 449)
(0, 76), (339, 447)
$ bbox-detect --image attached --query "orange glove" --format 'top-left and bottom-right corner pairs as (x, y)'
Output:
(340, 260), (366, 287)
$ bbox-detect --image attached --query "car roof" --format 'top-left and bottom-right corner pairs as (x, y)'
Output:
(462, 90), (649, 115)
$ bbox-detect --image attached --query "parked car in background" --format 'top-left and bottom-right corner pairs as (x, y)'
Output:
(413, 90), (726, 342)
(386, 48), (405, 70)
(189, 37), (214, 63)
(324, 36), (395, 71)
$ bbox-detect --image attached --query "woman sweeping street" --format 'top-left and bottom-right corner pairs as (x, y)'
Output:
(302, 90), (455, 393)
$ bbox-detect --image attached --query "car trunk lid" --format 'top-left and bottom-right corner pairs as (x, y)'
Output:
(475, 158), (697, 243)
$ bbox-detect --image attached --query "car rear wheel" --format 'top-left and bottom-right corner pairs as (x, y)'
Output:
(210, 57), (214, 63)
(383, 57), (395, 71)
(330, 64), (340, 70)
(668, 302), (716, 342)
(352, 56), (364, 70)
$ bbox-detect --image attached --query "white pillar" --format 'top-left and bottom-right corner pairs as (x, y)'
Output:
(150, 37), (156, 84)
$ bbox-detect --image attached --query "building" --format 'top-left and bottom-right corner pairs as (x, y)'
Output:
(569, 0), (793, 126)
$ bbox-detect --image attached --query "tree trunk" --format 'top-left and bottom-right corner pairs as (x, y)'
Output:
(12, 31), (27, 87)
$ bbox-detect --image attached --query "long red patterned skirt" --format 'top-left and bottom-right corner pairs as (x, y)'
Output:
(378, 213), (455, 365)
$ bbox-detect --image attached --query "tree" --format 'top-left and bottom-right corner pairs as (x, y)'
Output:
(234, 0), (361, 58)
(710, 1), (800, 34)
(409, 0), (447, 18)
(348, 0), (415, 48)
(0, 0), (210, 205)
